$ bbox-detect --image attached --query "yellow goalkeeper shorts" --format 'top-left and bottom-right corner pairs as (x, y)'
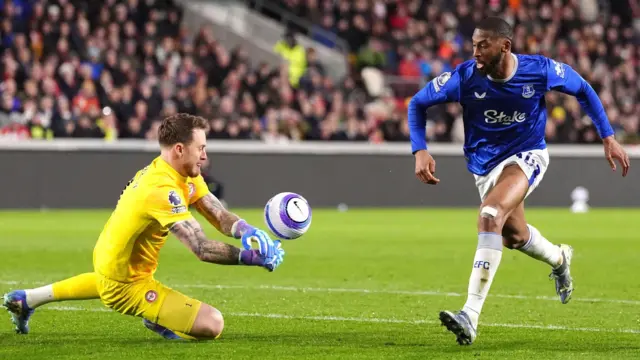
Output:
(96, 273), (202, 334)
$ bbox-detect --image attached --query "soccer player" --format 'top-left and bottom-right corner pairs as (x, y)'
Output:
(2, 113), (285, 340)
(407, 17), (630, 345)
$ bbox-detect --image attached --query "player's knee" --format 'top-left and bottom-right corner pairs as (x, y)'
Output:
(191, 304), (224, 340)
(202, 307), (224, 339)
(477, 205), (505, 232)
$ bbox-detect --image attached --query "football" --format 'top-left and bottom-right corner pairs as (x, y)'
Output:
(264, 192), (312, 240)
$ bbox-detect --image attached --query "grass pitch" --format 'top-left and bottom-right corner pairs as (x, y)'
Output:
(0, 208), (639, 359)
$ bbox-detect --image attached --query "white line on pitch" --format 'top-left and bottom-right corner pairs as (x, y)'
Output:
(174, 283), (640, 306)
(2, 280), (640, 305)
(42, 306), (640, 335)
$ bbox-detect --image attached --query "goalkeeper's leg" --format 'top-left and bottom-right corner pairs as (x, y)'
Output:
(136, 280), (223, 341)
(2, 272), (99, 334)
(143, 302), (224, 341)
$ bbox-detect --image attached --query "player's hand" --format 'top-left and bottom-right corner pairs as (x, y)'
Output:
(241, 228), (278, 259)
(263, 240), (285, 272)
(603, 135), (630, 177)
(414, 150), (440, 185)
(239, 241), (285, 272)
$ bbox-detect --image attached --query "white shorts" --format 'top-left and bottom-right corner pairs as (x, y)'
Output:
(474, 148), (549, 201)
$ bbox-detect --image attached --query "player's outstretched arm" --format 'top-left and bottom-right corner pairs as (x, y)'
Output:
(169, 218), (284, 271)
(407, 71), (460, 184)
(170, 218), (241, 265)
(193, 192), (282, 259)
(192, 193), (240, 237)
(546, 58), (630, 176)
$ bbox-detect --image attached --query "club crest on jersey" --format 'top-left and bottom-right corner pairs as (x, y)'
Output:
(432, 72), (451, 92)
(145, 290), (158, 303)
(188, 183), (195, 197)
(522, 84), (535, 99)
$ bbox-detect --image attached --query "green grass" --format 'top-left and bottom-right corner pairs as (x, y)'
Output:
(1, 208), (639, 359)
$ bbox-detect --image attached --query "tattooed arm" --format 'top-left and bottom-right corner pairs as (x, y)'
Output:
(169, 218), (242, 264)
(192, 192), (259, 240)
(170, 218), (272, 268)
(191, 192), (281, 266)
(192, 193), (241, 237)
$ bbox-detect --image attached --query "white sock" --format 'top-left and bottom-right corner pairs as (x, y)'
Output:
(25, 285), (54, 309)
(462, 232), (503, 329)
(518, 225), (563, 269)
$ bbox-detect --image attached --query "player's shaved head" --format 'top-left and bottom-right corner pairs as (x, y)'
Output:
(158, 113), (209, 147)
(475, 16), (513, 40)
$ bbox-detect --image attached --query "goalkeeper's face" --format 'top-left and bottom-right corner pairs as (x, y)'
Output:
(179, 128), (208, 178)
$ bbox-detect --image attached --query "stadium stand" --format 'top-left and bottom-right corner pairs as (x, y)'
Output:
(0, 0), (639, 144)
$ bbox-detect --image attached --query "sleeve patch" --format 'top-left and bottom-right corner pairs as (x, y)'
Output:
(432, 72), (452, 92)
(168, 190), (187, 213)
(551, 59), (565, 78)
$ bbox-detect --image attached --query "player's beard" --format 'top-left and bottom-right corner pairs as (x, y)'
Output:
(180, 160), (201, 178)
(478, 52), (503, 77)
(187, 164), (201, 178)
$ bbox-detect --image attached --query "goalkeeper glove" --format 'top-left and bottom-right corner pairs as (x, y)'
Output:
(239, 241), (285, 272)
(232, 219), (279, 260)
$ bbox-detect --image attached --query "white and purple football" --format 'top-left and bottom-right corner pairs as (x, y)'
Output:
(264, 192), (312, 240)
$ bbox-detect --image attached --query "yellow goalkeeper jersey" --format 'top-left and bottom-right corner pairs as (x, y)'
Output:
(93, 156), (209, 282)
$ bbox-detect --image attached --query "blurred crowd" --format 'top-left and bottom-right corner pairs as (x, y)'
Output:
(1, 0), (639, 145)
(266, 0), (640, 144)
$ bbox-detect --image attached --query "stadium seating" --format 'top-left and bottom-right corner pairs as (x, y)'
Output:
(0, 0), (638, 144)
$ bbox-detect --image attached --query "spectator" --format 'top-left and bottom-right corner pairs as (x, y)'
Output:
(273, 30), (307, 88)
(356, 38), (386, 71)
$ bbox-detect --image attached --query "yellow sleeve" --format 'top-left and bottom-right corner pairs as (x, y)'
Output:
(146, 184), (194, 228)
(188, 175), (210, 205)
(273, 41), (285, 54)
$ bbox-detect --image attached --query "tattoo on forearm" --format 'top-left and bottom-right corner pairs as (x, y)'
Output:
(170, 219), (240, 265)
(193, 193), (240, 237)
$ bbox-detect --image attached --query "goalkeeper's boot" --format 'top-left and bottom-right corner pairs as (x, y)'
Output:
(550, 244), (574, 304)
(142, 318), (183, 340)
(2, 290), (35, 334)
(439, 310), (477, 346)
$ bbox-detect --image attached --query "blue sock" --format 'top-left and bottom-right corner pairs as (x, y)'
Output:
(143, 319), (183, 340)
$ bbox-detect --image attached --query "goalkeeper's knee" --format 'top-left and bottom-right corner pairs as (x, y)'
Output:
(191, 305), (224, 340)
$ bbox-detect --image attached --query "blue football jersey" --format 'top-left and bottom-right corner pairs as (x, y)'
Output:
(408, 53), (614, 175)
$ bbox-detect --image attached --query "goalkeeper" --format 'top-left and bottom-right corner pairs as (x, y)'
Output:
(3, 113), (285, 340)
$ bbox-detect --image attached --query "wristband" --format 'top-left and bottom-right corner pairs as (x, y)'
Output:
(231, 219), (254, 239)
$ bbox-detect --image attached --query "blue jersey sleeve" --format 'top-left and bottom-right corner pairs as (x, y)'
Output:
(407, 70), (461, 154)
(545, 58), (614, 139)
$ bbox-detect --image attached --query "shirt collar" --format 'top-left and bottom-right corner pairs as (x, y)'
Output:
(154, 156), (188, 183)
